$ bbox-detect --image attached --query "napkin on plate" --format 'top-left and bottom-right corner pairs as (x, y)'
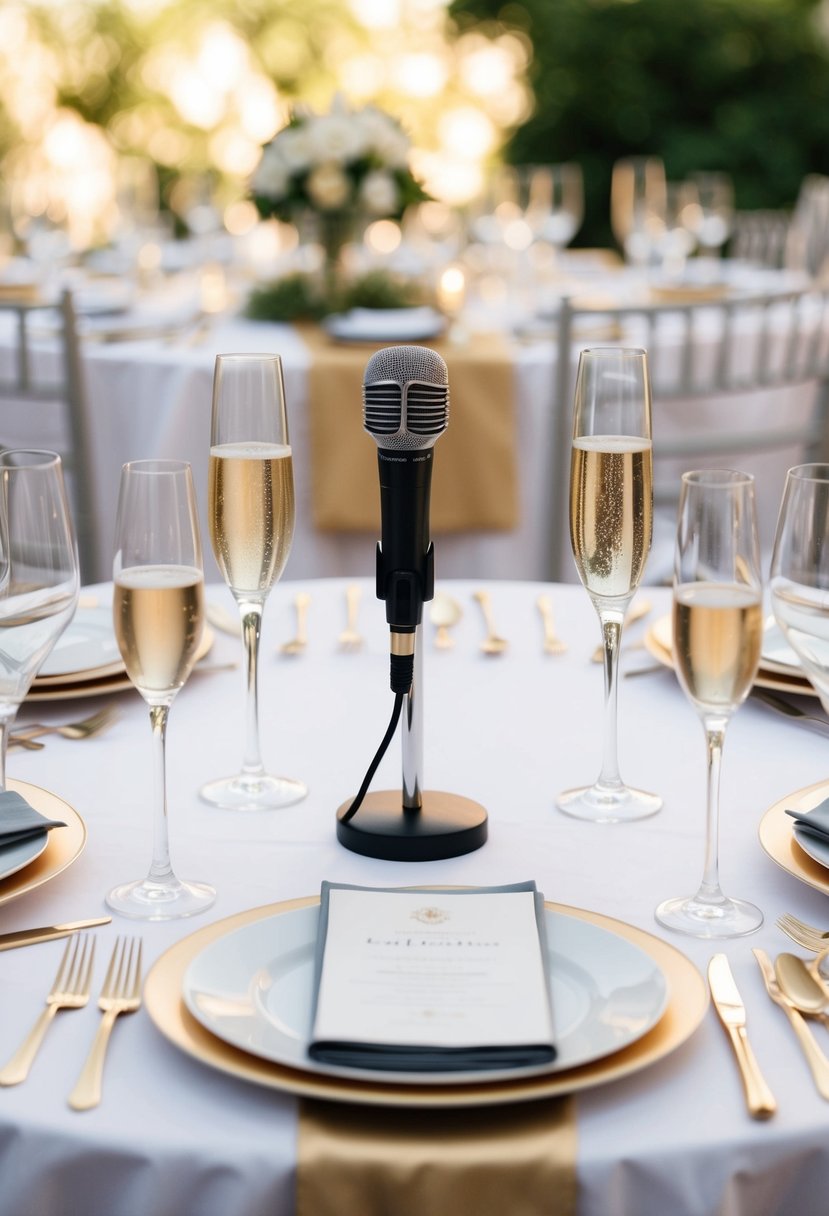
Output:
(308, 880), (556, 1073)
(0, 790), (65, 849)
(786, 796), (829, 842)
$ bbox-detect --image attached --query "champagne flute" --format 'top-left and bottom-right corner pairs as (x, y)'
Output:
(0, 450), (79, 788)
(656, 470), (763, 938)
(107, 460), (215, 920)
(610, 156), (666, 268)
(200, 353), (307, 810)
(557, 348), (662, 822)
(770, 463), (829, 711)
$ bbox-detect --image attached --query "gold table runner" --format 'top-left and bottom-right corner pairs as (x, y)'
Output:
(296, 1093), (577, 1216)
(300, 325), (519, 533)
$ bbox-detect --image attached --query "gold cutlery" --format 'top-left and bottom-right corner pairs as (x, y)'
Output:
(429, 593), (462, 650)
(9, 705), (119, 748)
(775, 953), (829, 1024)
(69, 936), (143, 1112)
(777, 913), (829, 952)
(0, 917), (111, 952)
(753, 947), (829, 1099)
(280, 592), (311, 656)
(536, 594), (567, 655)
(337, 584), (364, 652)
(0, 935), (96, 1086)
(708, 954), (776, 1119)
(472, 590), (508, 656)
(590, 598), (652, 662)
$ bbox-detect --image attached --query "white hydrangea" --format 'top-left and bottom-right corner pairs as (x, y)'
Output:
(308, 113), (368, 164)
(251, 144), (289, 200)
(360, 170), (399, 216)
(307, 163), (352, 211)
(276, 125), (315, 172)
(359, 106), (411, 169)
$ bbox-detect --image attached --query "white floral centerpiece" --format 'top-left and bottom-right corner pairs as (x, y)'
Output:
(249, 95), (428, 316)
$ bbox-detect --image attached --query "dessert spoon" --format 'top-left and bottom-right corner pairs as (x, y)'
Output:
(429, 594), (462, 649)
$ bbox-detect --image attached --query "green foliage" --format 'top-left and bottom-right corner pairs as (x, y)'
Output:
(450, 0), (829, 246)
(338, 270), (424, 311)
(244, 268), (422, 322)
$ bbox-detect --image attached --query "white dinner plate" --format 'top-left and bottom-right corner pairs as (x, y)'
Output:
(761, 616), (801, 674)
(323, 306), (446, 344)
(37, 605), (122, 681)
(0, 829), (49, 883)
(183, 904), (669, 1087)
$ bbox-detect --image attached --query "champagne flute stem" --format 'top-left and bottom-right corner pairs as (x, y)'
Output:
(0, 716), (10, 791)
(696, 717), (728, 905)
(240, 606), (264, 777)
(597, 613), (624, 789)
(147, 704), (174, 885)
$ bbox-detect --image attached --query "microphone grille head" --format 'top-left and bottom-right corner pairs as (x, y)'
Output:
(363, 345), (449, 451)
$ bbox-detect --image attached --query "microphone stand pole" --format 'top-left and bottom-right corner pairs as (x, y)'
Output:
(336, 625), (488, 861)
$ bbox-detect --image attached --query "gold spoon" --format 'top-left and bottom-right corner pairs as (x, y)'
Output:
(536, 594), (567, 655)
(775, 953), (829, 1026)
(429, 594), (462, 649)
(472, 590), (508, 656)
(590, 597), (652, 662)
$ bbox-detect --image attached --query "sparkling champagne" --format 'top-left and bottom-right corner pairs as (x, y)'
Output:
(209, 443), (295, 597)
(570, 436), (653, 599)
(114, 564), (204, 699)
(673, 582), (762, 714)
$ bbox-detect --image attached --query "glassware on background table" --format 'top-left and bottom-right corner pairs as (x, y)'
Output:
(610, 156), (667, 268)
(0, 450), (79, 788)
(521, 163), (584, 255)
(655, 469), (763, 938)
(770, 463), (829, 713)
(107, 459), (215, 920)
(686, 171), (734, 259)
(557, 349), (662, 822)
(200, 353), (307, 811)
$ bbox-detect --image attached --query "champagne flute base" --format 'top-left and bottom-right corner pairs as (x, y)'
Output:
(106, 876), (216, 921)
(556, 782), (662, 823)
(199, 772), (308, 811)
(655, 892), (763, 939)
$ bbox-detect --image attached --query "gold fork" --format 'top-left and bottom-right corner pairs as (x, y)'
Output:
(69, 937), (142, 1111)
(10, 705), (119, 748)
(536, 594), (567, 655)
(472, 590), (508, 656)
(337, 584), (364, 652)
(0, 935), (95, 1086)
(777, 913), (829, 952)
(280, 592), (311, 656)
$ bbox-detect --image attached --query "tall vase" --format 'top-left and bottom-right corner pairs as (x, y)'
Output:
(316, 210), (361, 311)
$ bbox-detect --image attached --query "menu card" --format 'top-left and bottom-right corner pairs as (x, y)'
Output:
(308, 881), (556, 1072)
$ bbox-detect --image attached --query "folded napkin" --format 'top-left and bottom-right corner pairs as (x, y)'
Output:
(300, 324), (519, 533)
(0, 790), (66, 849)
(308, 880), (555, 1073)
(787, 796), (829, 842)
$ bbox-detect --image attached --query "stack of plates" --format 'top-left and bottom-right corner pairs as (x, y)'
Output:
(0, 781), (86, 907)
(644, 614), (817, 698)
(144, 895), (708, 1108)
(28, 602), (213, 703)
(760, 780), (829, 898)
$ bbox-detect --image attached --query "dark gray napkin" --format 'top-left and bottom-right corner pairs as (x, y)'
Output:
(308, 880), (556, 1073)
(786, 796), (829, 843)
(0, 790), (66, 850)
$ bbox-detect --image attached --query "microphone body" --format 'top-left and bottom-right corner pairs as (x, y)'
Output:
(363, 345), (449, 641)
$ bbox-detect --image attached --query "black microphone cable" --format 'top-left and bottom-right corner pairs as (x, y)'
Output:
(340, 690), (405, 824)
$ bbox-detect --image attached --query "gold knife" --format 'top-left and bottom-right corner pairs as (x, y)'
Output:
(0, 917), (111, 951)
(754, 947), (829, 1100)
(708, 954), (776, 1119)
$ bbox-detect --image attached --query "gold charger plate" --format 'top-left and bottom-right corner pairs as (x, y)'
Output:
(758, 779), (829, 896)
(26, 626), (214, 703)
(644, 616), (818, 698)
(144, 895), (707, 1109)
(0, 780), (87, 906)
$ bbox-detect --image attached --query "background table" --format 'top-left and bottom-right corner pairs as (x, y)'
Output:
(2, 579), (829, 1214)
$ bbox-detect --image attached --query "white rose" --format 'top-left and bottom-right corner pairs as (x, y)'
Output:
(307, 163), (352, 210)
(251, 145), (289, 200)
(308, 114), (367, 164)
(275, 125), (314, 172)
(360, 170), (399, 216)
(359, 107), (411, 169)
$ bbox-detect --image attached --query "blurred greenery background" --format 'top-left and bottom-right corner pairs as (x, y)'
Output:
(2, 0), (829, 250)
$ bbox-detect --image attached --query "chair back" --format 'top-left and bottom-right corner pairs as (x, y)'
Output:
(0, 291), (99, 583)
(549, 284), (829, 580)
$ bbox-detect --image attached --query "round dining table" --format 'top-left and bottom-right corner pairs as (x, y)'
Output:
(2, 576), (829, 1215)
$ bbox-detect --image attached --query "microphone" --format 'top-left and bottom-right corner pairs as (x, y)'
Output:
(363, 345), (449, 690)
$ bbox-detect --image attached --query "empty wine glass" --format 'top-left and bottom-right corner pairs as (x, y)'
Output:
(523, 163), (584, 254)
(770, 463), (829, 712)
(656, 470), (763, 938)
(687, 171), (734, 258)
(610, 156), (667, 268)
(107, 459), (215, 920)
(0, 450), (79, 788)
(200, 353), (307, 810)
(557, 349), (662, 822)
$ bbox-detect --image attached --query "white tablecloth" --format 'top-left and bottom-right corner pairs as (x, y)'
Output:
(2, 578), (829, 1215)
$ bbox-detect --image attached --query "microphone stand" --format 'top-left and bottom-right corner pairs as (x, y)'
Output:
(336, 624), (488, 861)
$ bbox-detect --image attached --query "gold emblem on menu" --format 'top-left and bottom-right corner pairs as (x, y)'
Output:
(411, 906), (450, 925)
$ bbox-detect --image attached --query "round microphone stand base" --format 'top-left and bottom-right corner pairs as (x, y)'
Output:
(336, 791), (487, 861)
